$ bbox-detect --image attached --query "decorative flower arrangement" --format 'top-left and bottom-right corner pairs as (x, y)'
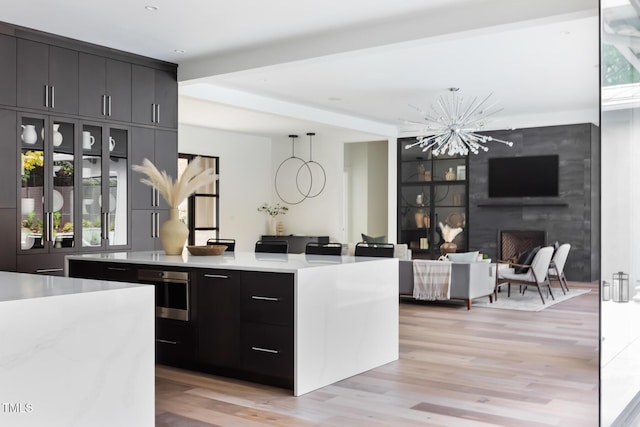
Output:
(257, 203), (289, 217)
(21, 150), (44, 185)
(132, 157), (217, 208)
(439, 221), (463, 243)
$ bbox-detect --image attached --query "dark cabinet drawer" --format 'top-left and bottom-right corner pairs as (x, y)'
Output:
(68, 260), (105, 280)
(241, 271), (293, 326)
(156, 320), (197, 368)
(242, 322), (293, 381)
(198, 270), (241, 368)
(101, 263), (137, 282)
(17, 253), (65, 276)
(68, 260), (137, 282)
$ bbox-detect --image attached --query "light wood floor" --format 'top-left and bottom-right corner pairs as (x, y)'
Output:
(156, 282), (599, 427)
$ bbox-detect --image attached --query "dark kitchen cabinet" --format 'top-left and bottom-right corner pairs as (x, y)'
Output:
(0, 108), (17, 208)
(131, 127), (177, 210)
(240, 271), (294, 384)
(198, 270), (242, 369)
(132, 65), (178, 129)
(17, 39), (78, 115)
(79, 53), (132, 122)
(130, 126), (177, 251)
(156, 319), (198, 368)
(130, 209), (168, 251)
(18, 112), (78, 257)
(16, 252), (66, 276)
(0, 22), (178, 274)
(68, 259), (136, 282)
(0, 209), (17, 271)
(0, 34), (16, 107)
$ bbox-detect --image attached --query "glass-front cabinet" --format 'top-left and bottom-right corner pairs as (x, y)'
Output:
(398, 137), (469, 258)
(18, 113), (129, 253)
(19, 113), (76, 252)
(80, 122), (129, 250)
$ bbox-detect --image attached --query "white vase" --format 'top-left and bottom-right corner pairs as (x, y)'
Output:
(52, 124), (63, 147)
(21, 125), (37, 145)
(267, 216), (277, 235)
(159, 208), (188, 255)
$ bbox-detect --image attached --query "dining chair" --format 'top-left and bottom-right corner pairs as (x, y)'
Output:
(549, 243), (571, 294)
(255, 239), (289, 254)
(206, 238), (236, 252)
(354, 242), (395, 258)
(495, 246), (554, 304)
(305, 242), (343, 256)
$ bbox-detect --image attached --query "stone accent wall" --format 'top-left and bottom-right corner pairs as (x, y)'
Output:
(468, 123), (600, 282)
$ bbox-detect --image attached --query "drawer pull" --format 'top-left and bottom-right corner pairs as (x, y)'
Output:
(107, 267), (129, 272)
(156, 339), (178, 345)
(251, 296), (280, 302)
(251, 346), (279, 354)
(35, 268), (63, 273)
(204, 274), (229, 279)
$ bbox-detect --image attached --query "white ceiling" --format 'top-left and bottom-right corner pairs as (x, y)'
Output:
(0, 0), (601, 141)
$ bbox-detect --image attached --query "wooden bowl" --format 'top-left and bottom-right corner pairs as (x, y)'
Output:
(186, 245), (227, 256)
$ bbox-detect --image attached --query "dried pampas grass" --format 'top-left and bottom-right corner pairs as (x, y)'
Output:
(439, 221), (463, 243)
(132, 157), (216, 208)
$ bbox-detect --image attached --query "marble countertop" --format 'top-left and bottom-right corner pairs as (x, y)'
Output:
(0, 271), (147, 303)
(66, 250), (393, 273)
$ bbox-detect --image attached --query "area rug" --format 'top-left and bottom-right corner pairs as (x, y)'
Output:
(473, 288), (591, 312)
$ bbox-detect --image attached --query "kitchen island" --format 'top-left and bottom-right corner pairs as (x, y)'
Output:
(0, 271), (154, 427)
(66, 251), (399, 396)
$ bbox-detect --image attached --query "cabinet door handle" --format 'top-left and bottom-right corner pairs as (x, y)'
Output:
(50, 86), (55, 109)
(156, 339), (178, 345)
(44, 211), (53, 243)
(203, 274), (229, 279)
(155, 212), (160, 238)
(101, 95), (106, 116)
(44, 85), (49, 107)
(251, 296), (280, 302)
(156, 104), (160, 123)
(151, 212), (156, 238)
(251, 346), (279, 354)
(108, 95), (112, 116)
(35, 268), (63, 274)
(151, 103), (156, 123)
(103, 212), (109, 241)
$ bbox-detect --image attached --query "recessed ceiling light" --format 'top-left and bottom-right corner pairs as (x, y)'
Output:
(174, 49), (185, 54)
(145, 5), (158, 11)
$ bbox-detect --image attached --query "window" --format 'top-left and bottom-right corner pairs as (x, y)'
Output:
(178, 154), (219, 245)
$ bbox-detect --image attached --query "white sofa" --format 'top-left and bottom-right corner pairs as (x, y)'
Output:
(399, 259), (494, 310)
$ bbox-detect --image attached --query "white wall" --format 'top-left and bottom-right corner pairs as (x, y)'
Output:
(268, 134), (345, 242)
(179, 125), (397, 248)
(344, 142), (370, 243)
(602, 108), (640, 297)
(178, 124), (272, 252)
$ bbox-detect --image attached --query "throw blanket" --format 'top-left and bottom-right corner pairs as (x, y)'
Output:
(412, 260), (452, 300)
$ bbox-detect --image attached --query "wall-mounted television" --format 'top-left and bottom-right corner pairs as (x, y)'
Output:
(488, 155), (559, 198)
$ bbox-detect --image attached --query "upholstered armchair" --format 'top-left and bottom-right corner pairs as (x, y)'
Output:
(549, 243), (571, 293)
(495, 246), (555, 304)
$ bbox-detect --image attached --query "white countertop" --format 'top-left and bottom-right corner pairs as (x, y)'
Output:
(66, 250), (391, 273)
(0, 271), (146, 303)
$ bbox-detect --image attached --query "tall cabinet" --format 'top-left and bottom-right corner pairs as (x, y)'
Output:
(397, 138), (469, 258)
(1, 21), (178, 275)
(130, 127), (178, 251)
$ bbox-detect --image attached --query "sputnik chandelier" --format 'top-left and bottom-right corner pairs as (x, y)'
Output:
(404, 88), (513, 156)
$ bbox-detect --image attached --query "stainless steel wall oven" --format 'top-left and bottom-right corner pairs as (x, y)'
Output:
(138, 269), (190, 321)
